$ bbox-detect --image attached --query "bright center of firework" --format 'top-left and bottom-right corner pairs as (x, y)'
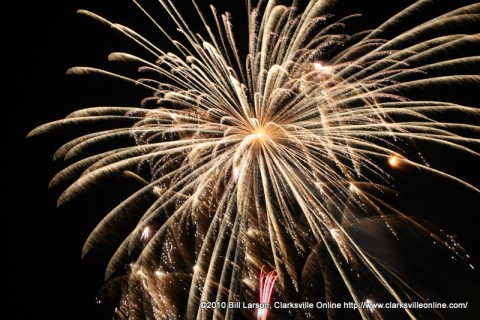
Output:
(254, 128), (267, 140)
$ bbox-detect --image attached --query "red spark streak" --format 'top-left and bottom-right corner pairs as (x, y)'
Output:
(257, 266), (278, 320)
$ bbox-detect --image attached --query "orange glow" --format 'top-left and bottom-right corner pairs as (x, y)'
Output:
(388, 155), (400, 167)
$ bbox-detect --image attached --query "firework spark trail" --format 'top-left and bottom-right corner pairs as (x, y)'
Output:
(257, 266), (278, 320)
(29, 0), (480, 319)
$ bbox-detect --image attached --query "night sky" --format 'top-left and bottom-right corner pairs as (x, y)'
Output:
(6, 1), (480, 319)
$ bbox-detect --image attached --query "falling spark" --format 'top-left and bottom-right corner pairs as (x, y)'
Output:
(388, 155), (401, 168)
(140, 226), (152, 243)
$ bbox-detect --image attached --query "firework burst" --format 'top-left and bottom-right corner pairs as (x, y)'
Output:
(29, 0), (480, 319)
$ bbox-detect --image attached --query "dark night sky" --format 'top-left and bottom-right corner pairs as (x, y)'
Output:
(6, 0), (480, 319)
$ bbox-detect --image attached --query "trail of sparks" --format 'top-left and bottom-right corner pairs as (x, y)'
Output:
(257, 266), (278, 320)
